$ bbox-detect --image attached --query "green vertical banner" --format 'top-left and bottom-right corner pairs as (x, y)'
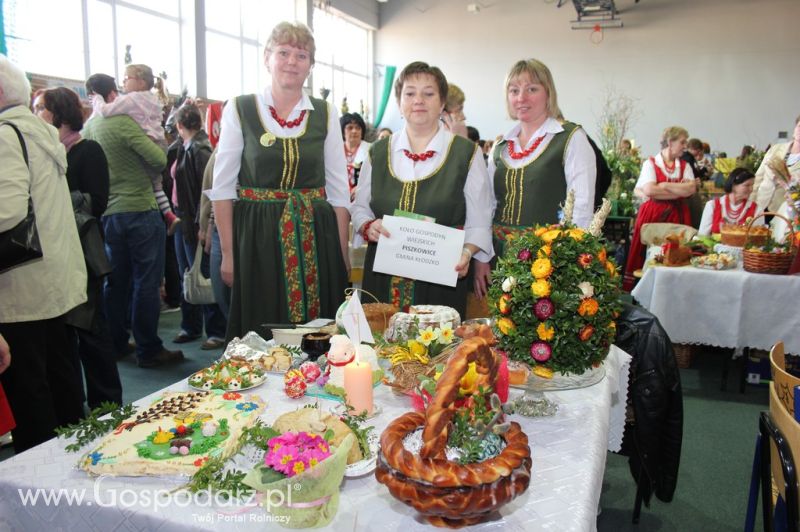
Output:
(373, 65), (396, 128)
(0, 0), (6, 55)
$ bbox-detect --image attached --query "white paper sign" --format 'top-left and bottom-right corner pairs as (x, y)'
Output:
(372, 215), (465, 287)
(341, 291), (373, 345)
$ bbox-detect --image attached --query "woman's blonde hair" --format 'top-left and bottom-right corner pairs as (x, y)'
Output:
(504, 59), (561, 120)
(660, 126), (689, 149)
(445, 83), (465, 113)
(265, 22), (316, 65)
(126, 64), (154, 90)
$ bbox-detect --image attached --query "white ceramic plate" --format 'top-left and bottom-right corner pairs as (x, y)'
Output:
(344, 433), (379, 478)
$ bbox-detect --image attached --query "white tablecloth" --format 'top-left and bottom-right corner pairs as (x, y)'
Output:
(0, 347), (630, 532)
(632, 266), (800, 354)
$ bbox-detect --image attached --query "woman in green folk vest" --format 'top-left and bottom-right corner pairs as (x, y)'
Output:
(351, 62), (493, 318)
(208, 22), (351, 339)
(475, 58), (597, 298)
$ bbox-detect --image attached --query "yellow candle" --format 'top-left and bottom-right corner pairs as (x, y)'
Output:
(344, 359), (373, 416)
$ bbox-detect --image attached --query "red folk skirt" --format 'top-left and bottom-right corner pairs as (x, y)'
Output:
(623, 198), (691, 291)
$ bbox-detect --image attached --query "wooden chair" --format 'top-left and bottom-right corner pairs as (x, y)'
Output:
(759, 410), (799, 532)
(745, 343), (800, 532)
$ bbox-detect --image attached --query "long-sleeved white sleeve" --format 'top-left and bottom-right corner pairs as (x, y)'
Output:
(697, 200), (714, 236)
(463, 145), (494, 262)
(207, 99), (243, 201)
(350, 153), (375, 249)
(563, 128), (596, 228)
(321, 103), (351, 208)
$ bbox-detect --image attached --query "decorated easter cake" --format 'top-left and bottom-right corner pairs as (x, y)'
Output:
(81, 391), (266, 476)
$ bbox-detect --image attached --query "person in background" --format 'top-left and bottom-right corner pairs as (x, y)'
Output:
(32, 87), (122, 409)
(442, 83), (468, 138)
(200, 150), (230, 318)
(623, 126), (696, 290)
(377, 127), (392, 140)
(752, 114), (800, 213)
(698, 167), (761, 235)
(0, 55), (87, 452)
(170, 103), (227, 349)
(481, 58), (597, 298)
(341, 112), (370, 200)
(87, 65), (180, 235)
(83, 72), (181, 368)
(351, 61), (493, 318)
(209, 22), (350, 339)
(682, 138), (712, 180)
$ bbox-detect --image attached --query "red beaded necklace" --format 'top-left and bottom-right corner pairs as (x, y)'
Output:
(507, 135), (547, 160)
(402, 149), (436, 162)
(724, 194), (747, 223)
(269, 106), (306, 128)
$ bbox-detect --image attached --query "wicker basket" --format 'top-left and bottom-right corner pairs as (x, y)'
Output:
(673, 343), (694, 369)
(742, 212), (796, 275)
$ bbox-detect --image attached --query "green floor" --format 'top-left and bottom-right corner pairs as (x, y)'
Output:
(1, 310), (770, 530)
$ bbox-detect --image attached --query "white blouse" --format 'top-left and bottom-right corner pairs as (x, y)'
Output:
(206, 87), (350, 209)
(635, 152), (695, 190)
(488, 117), (597, 228)
(350, 125), (494, 263)
(698, 196), (762, 236)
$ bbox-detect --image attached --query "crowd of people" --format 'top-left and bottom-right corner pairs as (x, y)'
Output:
(1, 19), (798, 454)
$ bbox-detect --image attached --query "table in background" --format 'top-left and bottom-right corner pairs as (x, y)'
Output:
(632, 266), (800, 355)
(0, 347), (630, 532)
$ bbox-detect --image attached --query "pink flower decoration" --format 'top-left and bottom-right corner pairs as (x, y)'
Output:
(530, 341), (552, 363)
(533, 297), (555, 320)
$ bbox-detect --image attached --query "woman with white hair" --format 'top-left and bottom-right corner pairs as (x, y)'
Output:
(0, 55), (87, 453)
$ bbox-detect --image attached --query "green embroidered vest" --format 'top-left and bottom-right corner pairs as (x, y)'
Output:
(235, 95), (327, 189)
(492, 122), (580, 226)
(368, 134), (476, 226)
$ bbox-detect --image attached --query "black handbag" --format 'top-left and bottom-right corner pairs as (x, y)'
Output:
(0, 122), (43, 274)
(71, 191), (112, 278)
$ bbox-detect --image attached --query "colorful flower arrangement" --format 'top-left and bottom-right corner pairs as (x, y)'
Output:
(386, 319), (456, 366)
(488, 197), (622, 376)
(264, 431), (332, 478)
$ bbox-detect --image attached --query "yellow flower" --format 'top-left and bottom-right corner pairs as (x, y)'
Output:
(407, 340), (427, 356)
(598, 247), (607, 262)
(531, 279), (551, 298)
(534, 226), (548, 237)
(459, 362), (479, 395)
(437, 323), (455, 344)
(608, 321), (616, 330)
(578, 298), (599, 317)
(605, 260), (617, 277)
(417, 327), (438, 346)
(538, 244), (552, 257)
(531, 258), (553, 279)
(568, 228), (585, 240)
(497, 317), (516, 335)
(541, 229), (562, 243)
(153, 430), (174, 445)
(533, 365), (554, 379)
(537, 322), (555, 341)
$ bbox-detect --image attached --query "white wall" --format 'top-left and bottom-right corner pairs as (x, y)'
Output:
(374, 0), (800, 155)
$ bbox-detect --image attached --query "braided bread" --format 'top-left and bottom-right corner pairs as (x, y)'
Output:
(420, 332), (498, 459)
(376, 324), (532, 527)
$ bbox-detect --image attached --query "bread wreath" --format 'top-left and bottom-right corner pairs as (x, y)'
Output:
(378, 324), (531, 487)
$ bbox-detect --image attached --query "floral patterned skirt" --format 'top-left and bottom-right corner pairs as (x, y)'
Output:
(226, 197), (347, 340)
